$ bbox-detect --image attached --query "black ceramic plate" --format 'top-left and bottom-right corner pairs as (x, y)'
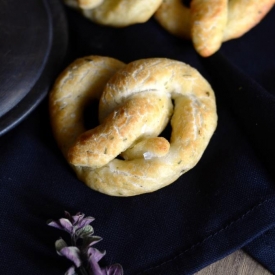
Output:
(0, 0), (68, 136)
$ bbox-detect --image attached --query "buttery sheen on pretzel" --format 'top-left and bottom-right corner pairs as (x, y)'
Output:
(63, 0), (162, 27)
(155, 0), (275, 57)
(49, 56), (217, 196)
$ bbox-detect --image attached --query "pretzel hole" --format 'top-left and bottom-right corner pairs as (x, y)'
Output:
(83, 99), (100, 130)
(159, 120), (172, 141)
(158, 98), (174, 140)
(182, 0), (191, 8)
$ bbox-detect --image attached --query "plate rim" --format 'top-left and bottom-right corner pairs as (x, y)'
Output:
(0, 0), (68, 136)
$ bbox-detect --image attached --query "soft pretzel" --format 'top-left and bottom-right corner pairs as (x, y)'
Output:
(49, 56), (217, 196)
(63, 0), (162, 27)
(155, 0), (275, 57)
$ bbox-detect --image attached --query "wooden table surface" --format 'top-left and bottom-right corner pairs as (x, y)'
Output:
(194, 250), (271, 275)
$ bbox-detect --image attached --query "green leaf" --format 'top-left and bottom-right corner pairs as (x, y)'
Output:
(55, 238), (67, 255)
(83, 236), (102, 250)
(76, 225), (94, 238)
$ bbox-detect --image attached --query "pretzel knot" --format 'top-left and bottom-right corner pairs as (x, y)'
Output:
(155, 0), (275, 57)
(63, 0), (162, 27)
(49, 56), (217, 196)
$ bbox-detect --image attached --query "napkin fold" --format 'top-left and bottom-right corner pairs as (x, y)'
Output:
(203, 51), (275, 274)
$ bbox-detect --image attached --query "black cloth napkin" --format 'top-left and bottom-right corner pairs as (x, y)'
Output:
(1, 2), (275, 275)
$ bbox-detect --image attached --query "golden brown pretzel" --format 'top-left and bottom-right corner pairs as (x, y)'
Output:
(63, 0), (162, 27)
(49, 56), (217, 196)
(155, 0), (275, 57)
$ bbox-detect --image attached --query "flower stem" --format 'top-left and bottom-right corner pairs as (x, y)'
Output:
(79, 266), (89, 275)
(71, 234), (88, 275)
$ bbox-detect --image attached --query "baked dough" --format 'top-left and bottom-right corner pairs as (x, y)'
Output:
(63, 0), (162, 27)
(155, 0), (275, 57)
(49, 56), (217, 196)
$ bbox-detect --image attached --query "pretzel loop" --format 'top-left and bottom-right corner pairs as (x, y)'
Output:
(64, 0), (162, 27)
(50, 56), (217, 196)
(155, 0), (275, 57)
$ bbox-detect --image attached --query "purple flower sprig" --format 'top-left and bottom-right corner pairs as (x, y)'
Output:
(47, 211), (123, 275)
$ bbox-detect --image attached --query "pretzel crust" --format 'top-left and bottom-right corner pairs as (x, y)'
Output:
(77, 0), (104, 10)
(64, 0), (162, 27)
(155, 0), (275, 57)
(49, 56), (217, 196)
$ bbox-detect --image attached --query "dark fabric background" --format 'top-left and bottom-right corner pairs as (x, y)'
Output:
(0, 2), (275, 274)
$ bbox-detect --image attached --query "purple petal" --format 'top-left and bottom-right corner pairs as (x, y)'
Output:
(88, 247), (106, 262)
(59, 246), (82, 267)
(65, 265), (77, 275)
(105, 264), (124, 275)
(59, 218), (73, 233)
(64, 211), (84, 225)
(47, 220), (65, 231)
(82, 236), (102, 254)
(78, 216), (95, 229)
(71, 213), (85, 225)
(88, 252), (104, 275)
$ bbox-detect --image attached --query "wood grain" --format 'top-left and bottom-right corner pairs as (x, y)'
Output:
(195, 250), (271, 275)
